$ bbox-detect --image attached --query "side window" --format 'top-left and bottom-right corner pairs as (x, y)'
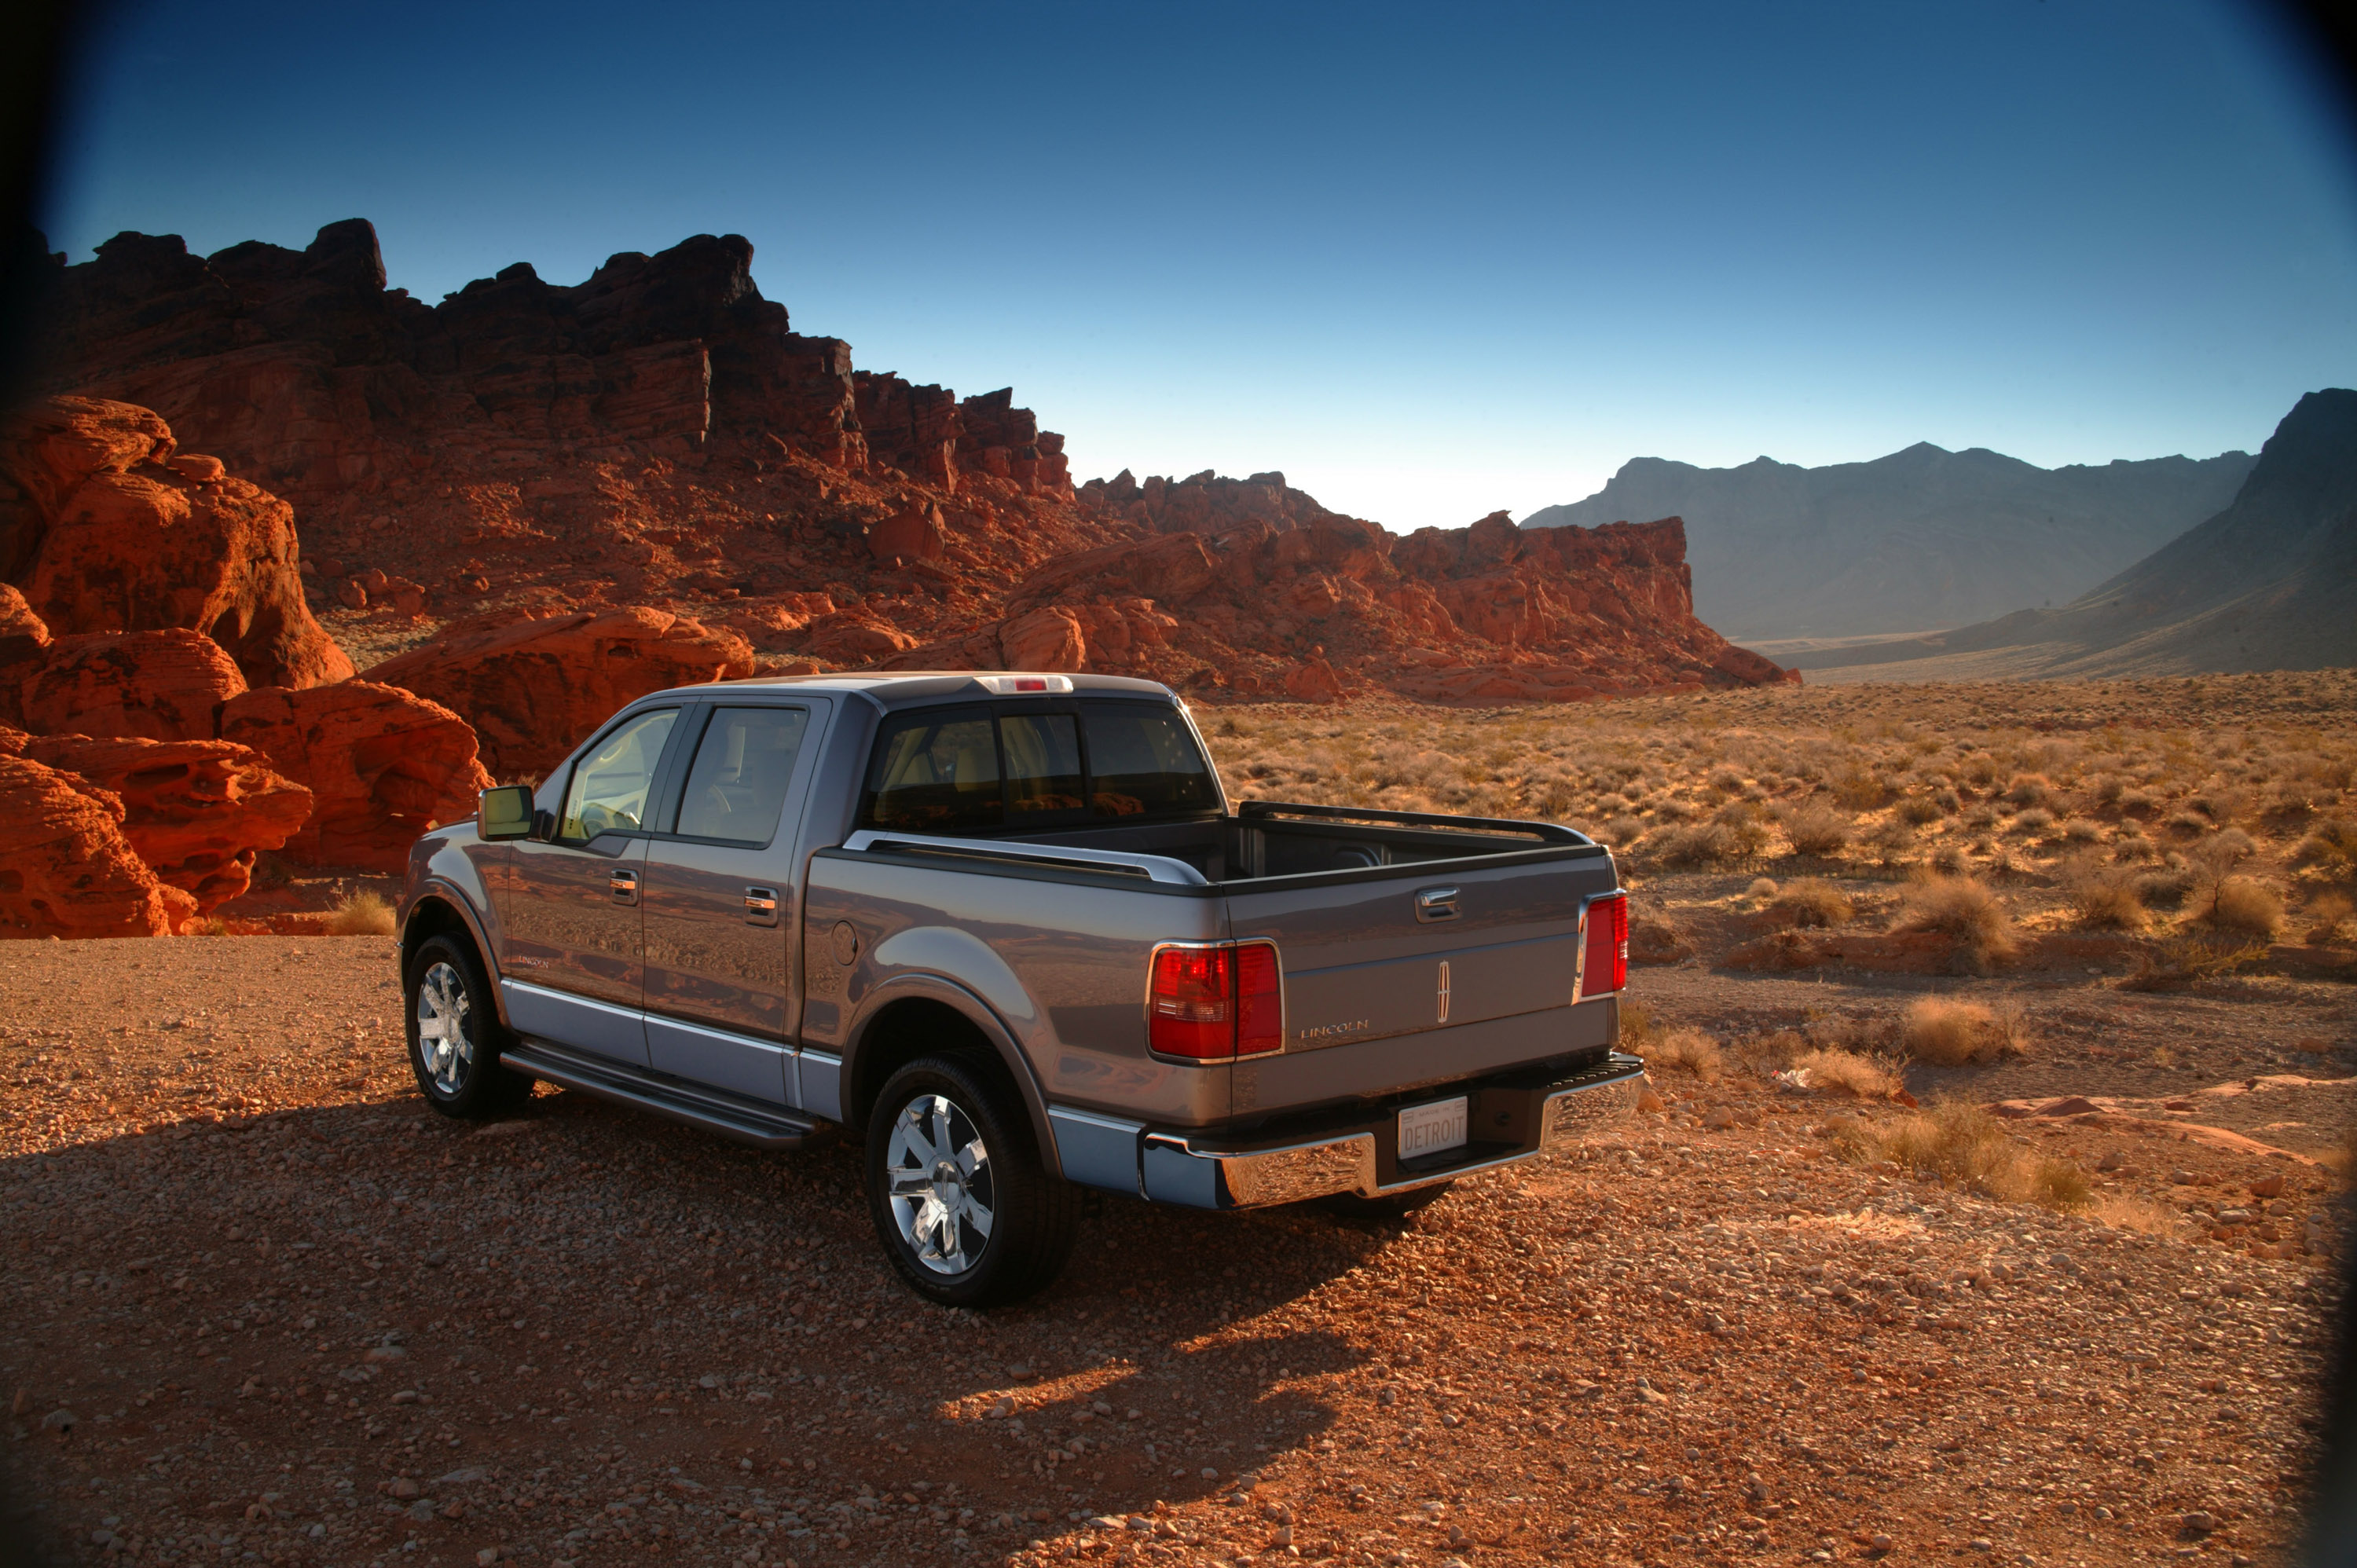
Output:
(560, 709), (679, 841)
(673, 707), (810, 844)
(860, 709), (1004, 833)
(1082, 703), (1218, 816)
(1000, 713), (1084, 817)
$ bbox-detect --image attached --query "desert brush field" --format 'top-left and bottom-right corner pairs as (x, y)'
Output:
(2, 672), (2352, 1568)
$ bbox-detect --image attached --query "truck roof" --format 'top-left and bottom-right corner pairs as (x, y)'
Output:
(639, 670), (1181, 713)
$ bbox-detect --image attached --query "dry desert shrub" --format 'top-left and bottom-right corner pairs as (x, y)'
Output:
(327, 891), (397, 936)
(2305, 892), (2354, 946)
(1893, 872), (2019, 971)
(1768, 876), (1854, 929)
(2011, 806), (2055, 837)
(1896, 793), (1945, 826)
(1745, 876), (1780, 902)
(1899, 996), (2028, 1066)
(2092, 1193), (2186, 1240)
(2198, 876), (2285, 941)
(1834, 1100), (2089, 1210)
(2003, 774), (2055, 810)
(2293, 819), (2357, 881)
(1779, 801), (1853, 856)
(1829, 764), (1889, 811)
(1793, 1046), (1901, 1098)
(1649, 819), (1743, 868)
(2064, 859), (2150, 932)
(2122, 933), (2268, 992)
(1645, 1028), (1725, 1079)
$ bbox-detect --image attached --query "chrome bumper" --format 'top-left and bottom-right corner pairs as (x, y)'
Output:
(1132, 1053), (1646, 1210)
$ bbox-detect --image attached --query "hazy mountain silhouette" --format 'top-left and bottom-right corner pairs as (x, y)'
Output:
(1520, 442), (2253, 640)
(1785, 388), (2357, 679)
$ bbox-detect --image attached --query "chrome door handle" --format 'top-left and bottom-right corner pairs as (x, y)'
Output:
(610, 870), (639, 905)
(744, 887), (780, 927)
(1415, 886), (1461, 922)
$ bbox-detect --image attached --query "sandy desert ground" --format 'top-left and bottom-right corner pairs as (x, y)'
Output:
(5, 672), (2355, 1568)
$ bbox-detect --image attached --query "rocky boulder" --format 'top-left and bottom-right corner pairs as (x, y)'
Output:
(362, 606), (755, 778)
(9, 732), (312, 910)
(0, 753), (197, 938)
(20, 629), (248, 742)
(0, 397), (353, 689)
(219, 680), (491, 872)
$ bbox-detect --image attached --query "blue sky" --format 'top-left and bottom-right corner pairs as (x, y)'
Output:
(37, 1), (2357, 530)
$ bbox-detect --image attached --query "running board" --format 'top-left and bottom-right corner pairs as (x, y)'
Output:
(500, 1041), (822, 1150)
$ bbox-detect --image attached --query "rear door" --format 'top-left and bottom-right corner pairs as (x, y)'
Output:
(500, 705), (684, 1065)
(639, 700), (827, 1104)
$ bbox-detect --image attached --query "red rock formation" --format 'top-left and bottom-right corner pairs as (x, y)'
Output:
(219, 681), (491, 871)
(0, 397), (353, 689)
(0, 753), (198, 937)
(20, 629), (249, 742)
(9, 731), (312, 910)
(363, 606), (756, 778)
(24, 219), (1791, 706)
(0, 585), (51, 727)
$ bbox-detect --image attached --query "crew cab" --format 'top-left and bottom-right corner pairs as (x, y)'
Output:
(395, 672), (1641, 1305)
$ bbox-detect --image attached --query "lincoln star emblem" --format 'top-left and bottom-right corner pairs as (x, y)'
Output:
(1437, 958), (1452, 1024)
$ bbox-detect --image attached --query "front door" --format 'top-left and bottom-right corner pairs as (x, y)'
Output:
(500, 705), (682, 1066)
(640, 703), (819, 1104)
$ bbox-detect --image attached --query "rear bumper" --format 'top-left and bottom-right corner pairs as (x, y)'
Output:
(1051, 1053), (1645, 1210)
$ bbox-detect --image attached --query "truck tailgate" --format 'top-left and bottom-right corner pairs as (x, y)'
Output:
(1225, 845), (1618, 1116)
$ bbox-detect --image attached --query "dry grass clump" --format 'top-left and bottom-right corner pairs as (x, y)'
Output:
(2011, 806), (2055, 837)
(1650, 819), (1746, 868)
(1830, 1099), (2089, 1210)
(1745, 876), (1780, 902)
(1899, 995), (2029, 1066)
(1792, 1046), (1901, 1098)
(327, 891), (398, 936)
(2122, 933), (2269, 991)
(2092, 1192), (2187, 1240)
(1779, 801), (1853, 856)
(1766, 876), (1854, 929)
(1644, 1028), (1725, 1079)
(2064, 860), (2149, 932)
(2306, 892), (2355, 946)
(1892, 872), (2019, 971)
(2293, 819), (2357, 881)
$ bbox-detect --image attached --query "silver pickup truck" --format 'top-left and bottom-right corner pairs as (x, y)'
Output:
(395, 672), (1641, 1306)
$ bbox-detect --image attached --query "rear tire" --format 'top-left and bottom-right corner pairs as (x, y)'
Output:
(864, 1053), (1080, 1308)
(1317, 1180), (1455, 1222)
(405, 934), (533, 1120)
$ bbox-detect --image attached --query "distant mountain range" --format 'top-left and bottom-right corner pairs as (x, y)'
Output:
(1521, 442), (2254, 640)
(1783, 388), (2357, 680)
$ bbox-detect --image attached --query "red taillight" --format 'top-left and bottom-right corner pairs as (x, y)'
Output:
(1149, 946), (1233, 1058)
(1149, 942), (1283, 1060)
(1582, 892), (1628, 998)
(1237, 943), (1281, 1055)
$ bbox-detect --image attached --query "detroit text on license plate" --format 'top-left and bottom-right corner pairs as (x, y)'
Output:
(1398, 1095), (1468, 1159)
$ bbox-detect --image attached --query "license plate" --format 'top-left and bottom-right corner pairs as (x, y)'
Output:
(1398, 1095), (1468, 1160)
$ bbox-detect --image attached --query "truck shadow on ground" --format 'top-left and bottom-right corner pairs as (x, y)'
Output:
(2, 1080), (1451, 1559)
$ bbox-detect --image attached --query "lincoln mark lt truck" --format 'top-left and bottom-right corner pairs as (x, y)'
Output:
(395, 672), (1641, 1306)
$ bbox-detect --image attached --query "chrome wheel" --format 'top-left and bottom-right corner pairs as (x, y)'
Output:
(415, 960), (473, 1095)
(884, 1093), (995, 1275)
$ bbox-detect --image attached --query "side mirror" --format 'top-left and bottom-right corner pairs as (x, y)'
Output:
(478, 785), (534, 841)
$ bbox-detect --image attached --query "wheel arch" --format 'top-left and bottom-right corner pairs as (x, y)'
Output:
(398, 890), (513, 1033)
(840, 980), (1060, 1175)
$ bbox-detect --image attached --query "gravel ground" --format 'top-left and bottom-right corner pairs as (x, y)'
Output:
(2, 937), (2350, 1568)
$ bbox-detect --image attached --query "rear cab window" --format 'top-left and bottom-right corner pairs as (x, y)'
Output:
(857, 698), (1219, 833)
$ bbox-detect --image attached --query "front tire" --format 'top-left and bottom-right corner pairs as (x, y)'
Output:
(405, 934), (533, 1119)
(864, 1053), (1079, 1308)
